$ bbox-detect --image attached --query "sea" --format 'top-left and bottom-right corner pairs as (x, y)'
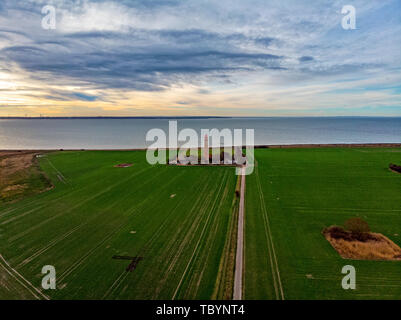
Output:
(0, 117), (400, 150)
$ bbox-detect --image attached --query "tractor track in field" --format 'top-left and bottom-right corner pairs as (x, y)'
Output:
(147, 171), (223, 299)
(0, 205), (48, 225)
(16, 224), (86, 269)
(45, 157), (68, 184)
(14, 166), (172, 269)
(172, 170), (229, 300)
(0, 201), (47, 219)
(7, 166), (153, 243)
(178, 171), (230, 298)
(58, 220), (129, 283)
(102, 170), (193, 299)
(149, 172), (220, 298)
(2, 157), (238, 300)
(190, 174), (232, 298)
(255, 161), (284, 300)
(2, 160), (155, 229)
(152, 174), (214, 297)
(58, 169), (186, 286)
(0, 254), (49, 300)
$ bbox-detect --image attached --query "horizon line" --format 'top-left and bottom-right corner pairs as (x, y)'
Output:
(1, 115), (401, 120)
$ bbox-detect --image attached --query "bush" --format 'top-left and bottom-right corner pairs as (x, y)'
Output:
(324, 226), (352, 241)
(323, 225), (377, 242)
(389, 163), (401, 173)
(344, 217), (370, 234)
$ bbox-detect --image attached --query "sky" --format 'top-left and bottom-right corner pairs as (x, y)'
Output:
(0, 0), (400, 117)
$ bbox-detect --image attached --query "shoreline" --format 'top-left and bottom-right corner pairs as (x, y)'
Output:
(1, 116), (401, 120)
(1, 143), (401, 152)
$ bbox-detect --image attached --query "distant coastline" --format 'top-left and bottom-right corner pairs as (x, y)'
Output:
(0, 116), (231, 120)
(1, 143), (401, 152)
(1, 116), (401, 120)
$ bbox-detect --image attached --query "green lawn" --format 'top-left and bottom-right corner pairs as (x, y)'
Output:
(245, 148), (401, 299)
(0, 151), (237, 299)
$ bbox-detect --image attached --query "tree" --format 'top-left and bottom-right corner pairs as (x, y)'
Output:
(344, 217), (370, 234)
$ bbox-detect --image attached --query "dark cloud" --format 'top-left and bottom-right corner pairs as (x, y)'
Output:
(157, 29), (248, 45)
(299, 63), (384, 77)
(1, 0), (394, 106)
(115, 0), (181, 9)
(70, 92), (99, 101)
(1, 27), (284, 91)
(0, 29), (28, 37)
(299, 56), (314, 62)
(43, 90), (99, 102)
(197, 89), (210, 94)
(254, 37), (275, 47)
(0, 0), (285, 92)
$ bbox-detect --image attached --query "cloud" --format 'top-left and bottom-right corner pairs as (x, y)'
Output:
(0, 0), (400, 116)
(0, 27), (284, 91)
(299, 56), (314, 62)
(44, 91), (99, 101)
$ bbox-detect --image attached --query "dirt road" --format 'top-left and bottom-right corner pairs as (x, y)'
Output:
(233, 166), (246, 300)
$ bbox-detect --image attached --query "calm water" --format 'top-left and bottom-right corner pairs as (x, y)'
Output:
(0, 117), (400, 149)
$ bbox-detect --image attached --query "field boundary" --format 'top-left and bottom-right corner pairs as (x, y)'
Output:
(0, 254), (49, 300)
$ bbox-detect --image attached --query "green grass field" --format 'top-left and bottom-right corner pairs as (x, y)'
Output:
(1, 148), (401, 300)
(244, 148), (401, 299)
(0, 151), (237, 299)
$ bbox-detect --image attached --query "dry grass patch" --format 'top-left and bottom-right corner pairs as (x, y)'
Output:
(0, 151), (52, 203)
(323, 226), (401, 261)
(0, 152), (35, 176)
(2, 184), (29, 197)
